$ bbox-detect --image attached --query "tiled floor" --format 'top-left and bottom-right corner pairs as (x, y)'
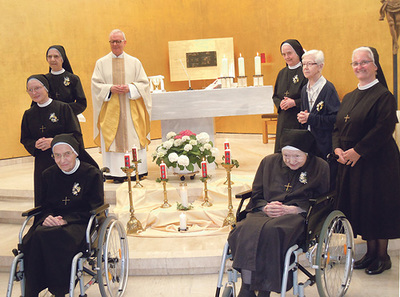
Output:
(1, 134), (399, 296)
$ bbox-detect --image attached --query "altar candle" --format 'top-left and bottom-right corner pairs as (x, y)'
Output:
(238, 53), (245, 77)
(224, 139), (230, 150)
(180, 184), (188, 207)
(201, 159), (207, 178)
(132, 146), (138, 162)
(160, 161), (167, 179)
(124, 152), (130, 167)
(225, 149), (231, 164)
(255, 52), (261, 75)
(221, 55), (229, 77)
(179, 213), (187, 231)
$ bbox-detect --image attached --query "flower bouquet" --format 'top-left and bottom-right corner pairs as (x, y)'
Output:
(152, 130), (219, 173)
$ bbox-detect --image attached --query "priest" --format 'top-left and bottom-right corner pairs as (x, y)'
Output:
(91, 29), (152, 183)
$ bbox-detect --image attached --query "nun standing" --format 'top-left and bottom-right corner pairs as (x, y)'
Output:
(272, 39), (308, 153)
(45, 45), (87, 116)
(21, 74), (83, 206)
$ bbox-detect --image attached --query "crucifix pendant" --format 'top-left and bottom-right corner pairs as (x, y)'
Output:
(284, 90), (290, 97)
(40, 125), (46, 133)
(55, 92), (60, 98)
(344, 115), (350, 122)
(284, 183), (292, 192)
(62, 197), (70, 205)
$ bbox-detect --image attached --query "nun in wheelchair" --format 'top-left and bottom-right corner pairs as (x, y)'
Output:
(228, 129), (330, 297)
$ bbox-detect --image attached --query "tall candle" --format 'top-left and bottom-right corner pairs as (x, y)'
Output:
(221, 55), (229, 77)
(224, 139), (230, 150)
(179, 213), (187, 231)
(180, 184), (188, 207)
(255, 52), (261, 75)
(124, 152), (130, 167)
(160, 161), (167, 179)
(225, 149), (231, 164)
(201, 159), (207, 178)
(132, 146), (138, 162)
(238, 53), (245, 77)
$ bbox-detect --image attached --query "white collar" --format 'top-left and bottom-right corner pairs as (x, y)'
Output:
(112, 52), (124, 58)
(307, 75), (326, 91)
(37, 98), (52, 108)
(51, 68), (66, 75)
(288, 62), (302, 70)
(62, 158), (80, 175)
(358, 79), (379, 90)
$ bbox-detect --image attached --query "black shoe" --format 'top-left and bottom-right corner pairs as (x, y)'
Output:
(258, 291), (271, 297)
(113, 177), (126, 184)
(354, 254), (376, 269)
(365, 257), (391, 275)
(238, 283), (256, 297)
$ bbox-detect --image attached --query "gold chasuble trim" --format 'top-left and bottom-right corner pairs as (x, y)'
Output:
(130, 95), (151, 148)
(97, 94), (120, 151)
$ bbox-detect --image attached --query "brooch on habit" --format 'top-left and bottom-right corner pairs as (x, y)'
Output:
(316, 101), (324, 112)
(64, 76), (70, 86)
(72, 183), (81, 196)
(299, 172), (307, 184)
(49, 113), (59, 123)
(292, 75), (299, 84)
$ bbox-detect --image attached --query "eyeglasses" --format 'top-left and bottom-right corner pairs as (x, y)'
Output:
(350, 60), (373, 67)
(52, 151), (74, 160)
(302, 62), (318, 67)
(27, 86), (44, 93)
(46, 54), (61, 59)
(109, 40), (124, 44)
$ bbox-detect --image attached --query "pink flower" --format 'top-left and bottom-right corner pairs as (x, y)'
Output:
(174, 129), (196, 139)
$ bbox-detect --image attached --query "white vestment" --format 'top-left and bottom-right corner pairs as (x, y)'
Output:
(92, 52), (152, 177)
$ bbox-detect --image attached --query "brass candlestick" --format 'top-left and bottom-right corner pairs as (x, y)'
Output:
(161, 180), (171, 208)
(222, 163), (236, 226)
(121, 166), (143, 234)
(132, 160), (143, 188)
(201, 177), (212, 207)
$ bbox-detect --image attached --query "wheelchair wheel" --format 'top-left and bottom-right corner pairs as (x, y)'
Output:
(97, 216), (129, 297)
(315, 210), (354, 297)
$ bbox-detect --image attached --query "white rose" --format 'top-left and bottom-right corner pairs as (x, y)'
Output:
(166, 132), (176, 139)
(168, 152), (179, 163)
(189, 139), (197, 146)
(204, 143), (212, 150)
(196, 132), (210, 144)
(174, 139), (183, 146)
(182, 136), (190, 141)
(184, 144), (193, 152)
(177, 155), (190, 166)
(211, 147), (219, 157)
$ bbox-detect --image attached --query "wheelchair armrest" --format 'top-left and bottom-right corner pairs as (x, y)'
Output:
(22, 206), (43, 217)
(235, 190), (252, 199)
(90, 204), (110, 216)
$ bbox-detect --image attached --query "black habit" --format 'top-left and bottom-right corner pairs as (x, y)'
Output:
(45, 71), (87, 115)
(20, 100), (82, 206)
(228, 153), (329, 293)
(273, 66), (307, 152)
(332, 82), (400, 240)
(23, 161), (104, 296)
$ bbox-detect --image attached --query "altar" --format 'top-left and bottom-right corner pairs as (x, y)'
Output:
(151, 86), (274, 140)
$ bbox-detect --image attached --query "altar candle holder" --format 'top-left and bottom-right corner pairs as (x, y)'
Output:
(161, 179), (171, 208)
(237, 76), (247, 87)
(222, 163), (236, 227)
(201, 177), (212, 207)
(253, 74), (264, 87)
(121, 166), (143, 234)
(132, 160), (143, 188)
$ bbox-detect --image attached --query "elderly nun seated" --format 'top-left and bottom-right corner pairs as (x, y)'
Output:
(22, 134), (104, 297)
(228, 129), (330, 297)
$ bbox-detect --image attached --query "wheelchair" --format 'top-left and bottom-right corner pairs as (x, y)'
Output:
(6, 203), (129, 297)
(216, 191), (354, 297)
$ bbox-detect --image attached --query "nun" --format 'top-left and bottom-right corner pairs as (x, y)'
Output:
(45, 45), (87, 116)
(228, 129), (329, 297)
(21, 74), (83, 206)
(22, 133), (104, 297)
(272, 39), (308, 153)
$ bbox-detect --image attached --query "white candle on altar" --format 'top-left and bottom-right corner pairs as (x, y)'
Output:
(180, 184), (188, 207)
(238, 53), (245, 77)
(221, 55), (229, 77)
(179, 213), (187, 231)
(255, 52), (261, 75)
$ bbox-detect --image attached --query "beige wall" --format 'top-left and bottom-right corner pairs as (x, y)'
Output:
(0, 0), (394, 159)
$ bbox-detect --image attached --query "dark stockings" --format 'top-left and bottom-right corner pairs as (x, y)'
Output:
(366, 239), (389, 260)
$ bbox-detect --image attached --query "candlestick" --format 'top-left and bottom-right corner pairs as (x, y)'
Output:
(255, 52), (262, 76)
(180, 182), (188, 208)
(124, 152), (130, 167)
(224, 140), (230, 150)
(222, 163), (236, 227)
(201, 159), (207, 178)
(201, 177), (212, 207)
(179, 213), (187, 231)
(238, 53), (245, 77)
(160, 161), (167, 179)
(221, 55), (229, 77)
(224, 149), (231, 164)
(121, 166), (143, 234)
(132, 146), (138, 162)
(133, 160), (143, 188)
(161, 180), (171, 208)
